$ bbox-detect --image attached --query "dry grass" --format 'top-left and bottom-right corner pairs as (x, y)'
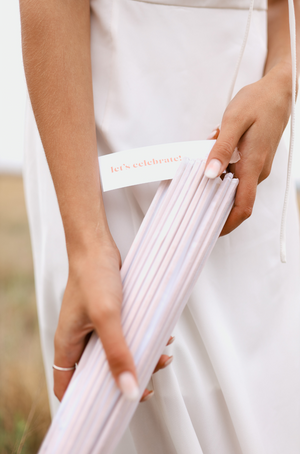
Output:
(0, 175), (51, 454)
(0, 175), (299, 454)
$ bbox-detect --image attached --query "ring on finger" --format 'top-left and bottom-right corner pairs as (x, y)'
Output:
(52, 363), (77, 372)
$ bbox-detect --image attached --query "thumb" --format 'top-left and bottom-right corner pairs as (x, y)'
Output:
(92, 304), (140, 401)
(205, 113), (250, 179)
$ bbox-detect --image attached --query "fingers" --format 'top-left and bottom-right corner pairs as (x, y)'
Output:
(53, 295), (92, 401)
(153, 354), (173, 374)
(140, 336), (175, 403)
(205, 99), (258, 233)
(54, 248), (139, 402)
(220, 159), (258, 236)
(53, 330), (88, 401)
(221, 179), (256, 235)
(54, 246), (174, 404)
(152, 336), (174, 374)
(207, 125), (220, 140)
(140, 389), (155, 403)
(53, 367), (76, 402)
(205, 109), (253, 179)
(166, 335), (175, 346)
(92, 305), (139, 400)
(84, 255), (140, 401)
(140, 353), (173, 403)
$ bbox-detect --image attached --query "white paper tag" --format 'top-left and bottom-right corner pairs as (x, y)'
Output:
(99, 140), (215, 192)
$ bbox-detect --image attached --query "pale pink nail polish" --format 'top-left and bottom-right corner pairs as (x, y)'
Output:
(118, 372), (139, 401)
(141, 391), (155, 402)
(167, 336), (175, 346)
(205, 159), (222, 179)
(207, 129), (218, 140)
(163, 356), (173, 368)
(207, 124), (221, 140)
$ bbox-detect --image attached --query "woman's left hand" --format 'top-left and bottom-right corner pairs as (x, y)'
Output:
(140, 336), (174, 402)
(205, 60), (292, 235)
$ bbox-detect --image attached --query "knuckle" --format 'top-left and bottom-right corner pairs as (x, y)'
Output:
(260, 165), (271, 181)
(222, 103), (246, 128)
(256, 155), (267, 172)
(90, 302), (119, 327)
(54, 327), (71, 353)
(215, 138), (235, 161)
(106, 347), (130, 373)
(223, 108), (238, 125)
(240, 205), (253, 220)
(220, 139), (234, 157)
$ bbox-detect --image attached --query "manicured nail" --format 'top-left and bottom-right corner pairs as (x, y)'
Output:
(230, 147), (241, 164)
(205, 159), (222, 179)
(118, 372), (139, 401)
(167, 336), (175, 346)
(207, 129), (218, 140)
(207, 124), (220, 140)
(141, 391), (155, 402)
(163, 356), (173, 368)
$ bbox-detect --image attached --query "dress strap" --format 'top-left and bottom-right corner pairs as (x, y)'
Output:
(227, 0), (255, 104)
(227, 0), (297, 263)
(280, 0), (297, 263)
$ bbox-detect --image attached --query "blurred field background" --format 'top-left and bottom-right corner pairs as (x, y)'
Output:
(0, 175), (51, 454)
(0, 173), (299, 454)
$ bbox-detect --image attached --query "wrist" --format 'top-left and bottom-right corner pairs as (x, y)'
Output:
(65, 213), (118, 265)
(262, 60), (296, 114)
(264, 60), (294, 94)
(67, 233), (121, 274)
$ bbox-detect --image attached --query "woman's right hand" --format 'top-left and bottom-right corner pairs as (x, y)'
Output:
(53, 238), (173, 403)
(20, 0), (171, 405)
(53, 239), (140, 401)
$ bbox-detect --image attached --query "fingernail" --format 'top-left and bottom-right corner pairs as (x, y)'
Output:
(167, 336), (175, 346)
(207, 129), (218, 140)
(207, 124), (220, 140)
(229, 147), (241, 164)
(118, 372), (139, 401)
(141, 390), (155, 402)
(163, 356), (173, 368)
(205, 159), (222, 179)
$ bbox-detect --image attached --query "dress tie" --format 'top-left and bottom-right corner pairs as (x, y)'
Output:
(281, 0), (297, 263)
(227, 0), (297, 263)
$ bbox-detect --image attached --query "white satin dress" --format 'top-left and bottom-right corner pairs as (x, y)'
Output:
(23, 0), (300, 453)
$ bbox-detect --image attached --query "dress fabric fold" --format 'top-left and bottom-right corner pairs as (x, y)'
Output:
(23, 0), (300, 453)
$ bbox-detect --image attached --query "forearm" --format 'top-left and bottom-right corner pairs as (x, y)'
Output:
(20, 0), (111, 260)
(265, 0), (300, 78)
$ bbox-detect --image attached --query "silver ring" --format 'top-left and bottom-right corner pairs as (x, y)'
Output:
(53, 363), (77, 372)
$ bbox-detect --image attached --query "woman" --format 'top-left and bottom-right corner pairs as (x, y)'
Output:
(20, 0), (300, 452)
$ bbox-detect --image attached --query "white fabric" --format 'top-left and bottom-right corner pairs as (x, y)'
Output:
(23, 1), (300, 453)
(280, 0), (297, 262)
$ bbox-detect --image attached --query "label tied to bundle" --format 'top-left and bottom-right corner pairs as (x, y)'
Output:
(99, 140), (215, 192)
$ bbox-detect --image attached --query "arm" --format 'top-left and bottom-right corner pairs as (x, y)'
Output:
(20, 0), (139, 400)
(20, 0), (170, 402)
(265, 0), (300, 75)
(205, 0), (300, 235)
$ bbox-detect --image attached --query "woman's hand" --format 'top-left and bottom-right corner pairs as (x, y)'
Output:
(205, 61), (292, 235)
(53, 239), (136, 401)
(54, 238), (173, 402)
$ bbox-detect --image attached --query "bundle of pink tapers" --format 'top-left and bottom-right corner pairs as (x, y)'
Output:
(39, 158), (238, 454)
